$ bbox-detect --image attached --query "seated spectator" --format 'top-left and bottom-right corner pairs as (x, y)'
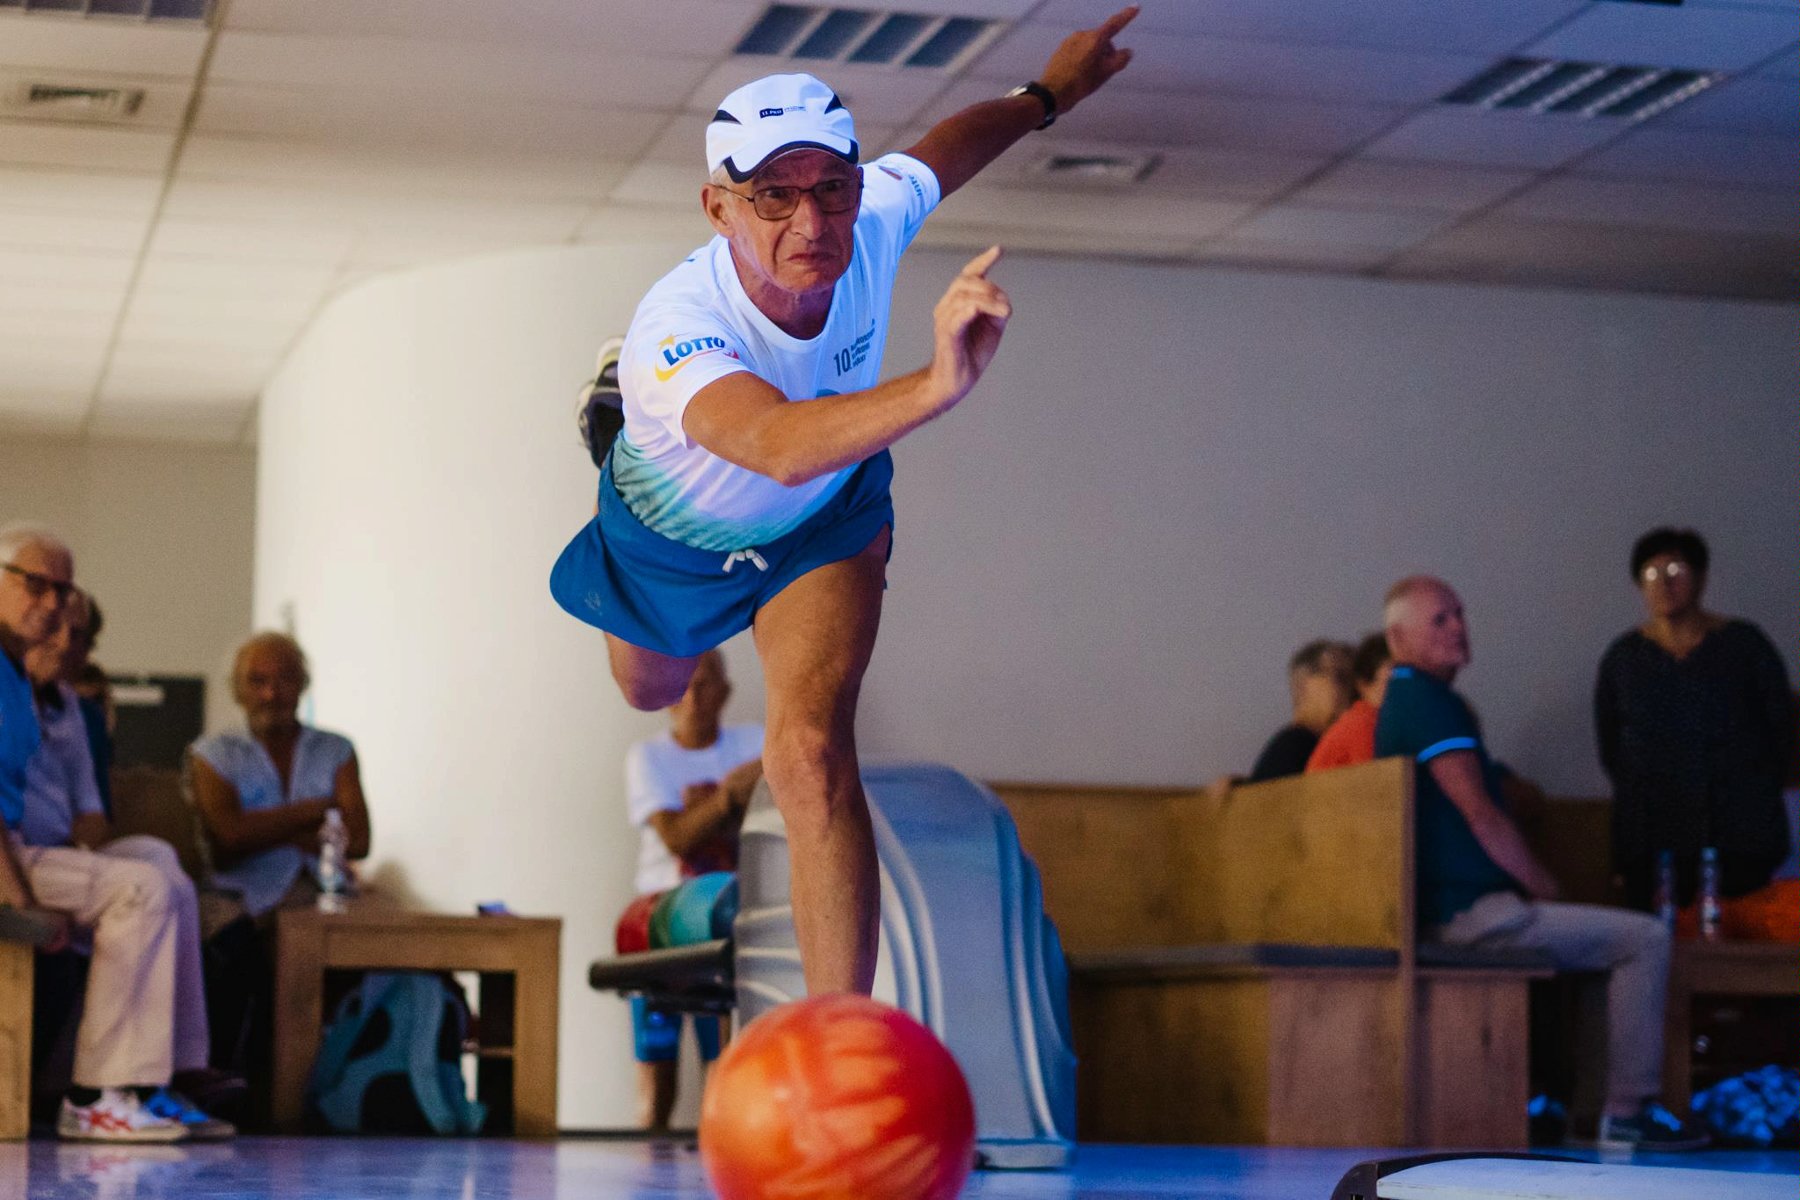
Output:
(621, 649), (762, 1130)
(1307, 631), (1393, 773)
(1594, 528), (1794, 939)
(187, 632), (371, 923)
(0, 525), (231, 1142)
(64, 593), (112, 819)
(1248, 639), (1352, 782)
(1376, 575), (1704, 1151)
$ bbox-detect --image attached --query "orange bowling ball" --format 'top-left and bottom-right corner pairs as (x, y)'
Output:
(699, 994), (976, 1200)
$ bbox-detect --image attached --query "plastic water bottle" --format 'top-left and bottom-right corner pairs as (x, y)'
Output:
(317, 808), (349, 915)
(1653, 849), (1677, 929)
(1697, 846), (1722, 941)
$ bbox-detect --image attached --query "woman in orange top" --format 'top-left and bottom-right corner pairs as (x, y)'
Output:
(1308, 632), (1393, 773)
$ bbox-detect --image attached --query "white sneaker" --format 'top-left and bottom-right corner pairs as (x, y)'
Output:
(57, 1088), (189, 1142)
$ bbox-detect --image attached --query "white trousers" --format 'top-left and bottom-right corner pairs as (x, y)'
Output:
(14, 835), (210, 1088)
(1431, 891), (1669, 1109)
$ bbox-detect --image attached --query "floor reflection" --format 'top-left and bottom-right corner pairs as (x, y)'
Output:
(0, 1137), (1789, 1199)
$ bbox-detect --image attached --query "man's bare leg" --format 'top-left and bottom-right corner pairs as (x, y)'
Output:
(606, 634), (700, 712)
(751, 528), (889, 995)
(635, 1060), (677, 1131)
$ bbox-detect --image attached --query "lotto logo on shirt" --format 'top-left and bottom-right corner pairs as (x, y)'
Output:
(654, 334), (740, 382)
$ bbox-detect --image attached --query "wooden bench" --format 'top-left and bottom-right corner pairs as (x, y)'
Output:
(0, 906), (63, 1140)
(995, 759), (1550, 1148)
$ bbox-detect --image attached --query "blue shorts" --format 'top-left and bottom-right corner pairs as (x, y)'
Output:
(550, 449), (894, 658)
(630, 995), (722, 1064)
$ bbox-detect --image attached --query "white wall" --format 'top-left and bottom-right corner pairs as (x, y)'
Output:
(874, 251), (1797, 790)
(0, 437), (257, 733)
(256, 243), (1796, 1128)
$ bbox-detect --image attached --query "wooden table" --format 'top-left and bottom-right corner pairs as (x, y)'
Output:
(274, 907), (561, 1136)
(1662, 940), (1796, 1111)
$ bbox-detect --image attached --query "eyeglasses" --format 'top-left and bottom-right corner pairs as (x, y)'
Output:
(2, 563), (73, 604)
(1640, 562), (1691, 584)
(720, 176), (862, 221)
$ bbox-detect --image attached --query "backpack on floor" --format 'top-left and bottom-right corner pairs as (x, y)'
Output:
(306, 971), (487, 1135)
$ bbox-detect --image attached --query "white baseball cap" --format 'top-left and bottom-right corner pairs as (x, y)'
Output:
(706, 73), (859, 183)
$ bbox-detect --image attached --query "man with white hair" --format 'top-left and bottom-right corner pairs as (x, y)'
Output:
(1375, 574), (1704, 1151)
(553, 10), (1138, 996)
(0, 525), (230, 1141)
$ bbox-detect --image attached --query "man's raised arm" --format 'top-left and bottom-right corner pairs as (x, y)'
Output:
(903, 6), (1138, 198)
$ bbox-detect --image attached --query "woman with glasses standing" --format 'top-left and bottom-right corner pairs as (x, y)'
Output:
(1595, 527), (1795, 935)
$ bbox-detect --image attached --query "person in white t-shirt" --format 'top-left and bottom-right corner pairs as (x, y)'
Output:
(554, 9), (1138, 997)
(621, 649), (761, 1129)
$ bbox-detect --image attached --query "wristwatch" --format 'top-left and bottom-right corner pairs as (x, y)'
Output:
(1006, 81), (1057, 130)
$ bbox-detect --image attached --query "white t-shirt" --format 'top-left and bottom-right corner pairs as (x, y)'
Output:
(611, 152), (941, 552)
(624, 723), (764, 894)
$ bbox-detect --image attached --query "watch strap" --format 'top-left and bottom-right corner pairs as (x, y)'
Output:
(1011, 80), (1057, 130)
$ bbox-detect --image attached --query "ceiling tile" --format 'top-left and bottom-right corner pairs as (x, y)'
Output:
(1293, 160), (1534, 213)
(0, 165), (162, 215)
(608, 160), (703, 209)
(1753, 44), (1799, 80)
(1032, 0), (1589, 55)
(177, 134), (631, 202)
(1226, 204), (1451, 251)
(145, 217), (356, 264)
(919, 79), (1405, 156)
(222, 0), (766, 57)
(0, 122), (174, 171)
(193, 83), (661, 159)
(1199, 238), (1394, 273)
(0, 355), (103, 397)
(342, 229), (564, 272)
(1525, 3), (1800, 72)
(1500, 174), (1797, 238)
(209, 32), (712, 112)
(0, 299), (119, 334)
(933, 183), (1250, 242)
(1579, 126), (1796, 189)
(116, 303), (300, 344)
(0, 327), (111, 362)
(0, 13), (208, 77)
(1362, 107), (1622, 169)
(159, 174), (592, 236)
(85, 402), (251, 444)
(0, 209), (150, 255)
(969, 22), (1491, 107)
(931, 132), (1329, 204)
(1657, 77), (1798, 139)
(0, 248), (134, 293)
(912, 220), (1199, 262)
(574, 202), (715, 247)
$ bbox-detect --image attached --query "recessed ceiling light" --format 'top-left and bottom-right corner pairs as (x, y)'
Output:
(1441, 57), (1723, 121)
(735, 5), (1003, 71)
(4, 81), (147, 121)
(1028, 152), (1162, 188)
(0, 0), (212, 22)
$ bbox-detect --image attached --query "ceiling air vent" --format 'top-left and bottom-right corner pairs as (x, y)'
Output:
(1441, 57), (1722, 121)
(0, 0), (211, 22)
(1029, 152), (1162, 188)
(735, 5), (1002, 70)
(5, 81), (146, 120)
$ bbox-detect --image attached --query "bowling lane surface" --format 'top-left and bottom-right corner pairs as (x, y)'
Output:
(2, 1138), (1792, 1199)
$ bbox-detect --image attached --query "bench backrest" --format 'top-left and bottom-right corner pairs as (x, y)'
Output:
(993, 757), (1415, 957)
